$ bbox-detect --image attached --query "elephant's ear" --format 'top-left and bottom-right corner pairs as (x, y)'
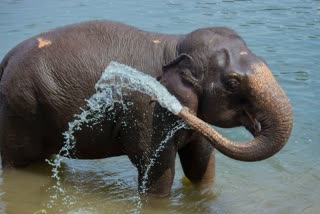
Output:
(159, 53), (201, 113)
(162, 54), (203, 93)
(162, 53), (193, 71)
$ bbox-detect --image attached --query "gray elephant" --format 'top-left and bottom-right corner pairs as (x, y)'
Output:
(0, 20), (292, 196)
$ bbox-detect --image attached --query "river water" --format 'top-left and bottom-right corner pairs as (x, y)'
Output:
(0, 0), (319, 213)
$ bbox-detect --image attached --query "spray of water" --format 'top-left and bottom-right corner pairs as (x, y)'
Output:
(140, 120), (187, 194)
(46, 62), (185, 210)
(132, 120), (187, 213)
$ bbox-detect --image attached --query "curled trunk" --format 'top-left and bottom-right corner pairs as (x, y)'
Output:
(178, 63), (293, 161)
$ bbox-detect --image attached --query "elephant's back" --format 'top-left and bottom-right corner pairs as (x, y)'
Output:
(0, 22), (116, 118)
(0, 20), (171, 127)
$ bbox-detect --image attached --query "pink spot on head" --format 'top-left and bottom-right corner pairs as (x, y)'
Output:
(37, 37), (52, 48)
(152, 40), (161, 44)
(240, 51), (248, 55)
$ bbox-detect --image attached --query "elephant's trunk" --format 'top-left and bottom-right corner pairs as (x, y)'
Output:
(178, 62), (293, 161)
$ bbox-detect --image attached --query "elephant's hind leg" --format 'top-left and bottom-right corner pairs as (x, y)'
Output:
(0, 106), (45, 168)
(178, 137), (215, 184)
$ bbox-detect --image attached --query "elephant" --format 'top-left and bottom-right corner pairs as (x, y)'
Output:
(0, 20), (292, 196)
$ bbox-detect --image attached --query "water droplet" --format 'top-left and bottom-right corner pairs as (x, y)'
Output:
(46, 62), (184, 209)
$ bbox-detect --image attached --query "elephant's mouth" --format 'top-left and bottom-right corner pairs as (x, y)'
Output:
(241, 109), (261, 137)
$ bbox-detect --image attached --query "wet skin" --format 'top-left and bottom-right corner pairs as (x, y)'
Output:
(0, 20), (292, 196)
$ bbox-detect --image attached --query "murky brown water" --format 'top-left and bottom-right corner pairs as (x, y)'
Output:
(0, 0), (319, 213)
(0, 158), (221, 214)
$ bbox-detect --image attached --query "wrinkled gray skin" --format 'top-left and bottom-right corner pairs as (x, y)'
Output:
(0, 21), (292, 196)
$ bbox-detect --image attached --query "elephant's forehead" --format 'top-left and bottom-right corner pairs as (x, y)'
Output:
(233, 52), (262, 75)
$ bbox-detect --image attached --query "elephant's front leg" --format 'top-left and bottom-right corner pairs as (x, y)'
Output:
(137, 141), (176, 197)
(178, 136), (215, 184)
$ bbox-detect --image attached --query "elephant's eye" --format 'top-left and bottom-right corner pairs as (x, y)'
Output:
(225, 78), (240, 92)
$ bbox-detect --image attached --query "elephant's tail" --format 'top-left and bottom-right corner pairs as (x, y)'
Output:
(0, 55), (9, 103)
(0, 52), (11, 82)
(0, 48), (16, 82)
(0, 61), (4, 105)
(0, 63), (4, 81)
(0, 62), (4, 105)
(0, 56), (7, 82)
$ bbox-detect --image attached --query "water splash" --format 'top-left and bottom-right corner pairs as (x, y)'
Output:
(140, 120), (187, 194)
(133, 120), (187, 213)
(97, 62), (183, 114)
(46, 62), (185, 209)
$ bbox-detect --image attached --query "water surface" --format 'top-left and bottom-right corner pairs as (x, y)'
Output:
(0, 0), (319, 213)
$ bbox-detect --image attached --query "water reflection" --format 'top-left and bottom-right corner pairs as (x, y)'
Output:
(0, 163), (53, 214)
(170, 177), (221, 214)
(0, 159), (223, 214)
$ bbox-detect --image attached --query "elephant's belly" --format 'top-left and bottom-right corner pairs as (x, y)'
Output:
(72, 139), (125, 159)
(72, 123), (124, 159)
(47, 120), (125, 159)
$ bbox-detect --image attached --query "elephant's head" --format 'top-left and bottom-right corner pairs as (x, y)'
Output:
(160, 27), (293, 161)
